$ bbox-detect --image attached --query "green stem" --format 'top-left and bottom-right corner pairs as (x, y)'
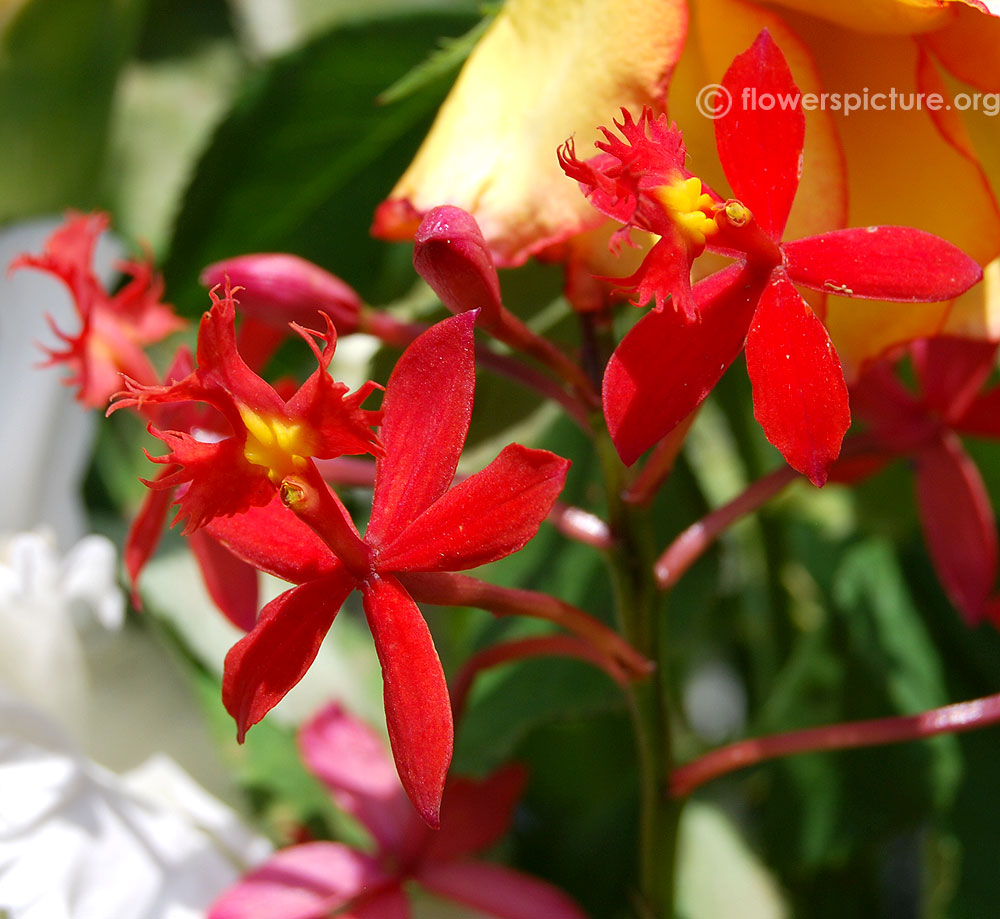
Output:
(592, 418), (682, 918)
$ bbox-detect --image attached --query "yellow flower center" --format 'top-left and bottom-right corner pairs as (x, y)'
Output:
(654, 176), (718, 248)
(239, 406), (315, 485)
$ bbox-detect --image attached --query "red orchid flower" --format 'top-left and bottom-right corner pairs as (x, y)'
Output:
(118, 305), (578, 824)
(838, 336), (1000, 626)
(123, 259), (369, 629)
(10, 211), (185, 408)
(108, 284), (383, 533)
(566, 32), (982, 486)
(208, 704), (587, 919)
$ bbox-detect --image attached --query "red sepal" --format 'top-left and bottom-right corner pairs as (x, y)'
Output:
(911, 336), (998, 421)
(204, 494), (339, 584)
(188, 529), (260, 632)
(367, 312), (476, 547)
(745, 272), (850, 486)
(123, 471), (175, 609)
(603, 263), (764, 465)
(361, 574), (453, 828)
(716, 30), (804, 241)
(915, 433), (998, 624)
(376, 445), (569, 572)
(783, 227), (983, 302)
(222, 569), (354, 741)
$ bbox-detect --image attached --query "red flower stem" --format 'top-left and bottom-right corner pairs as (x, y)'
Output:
(450, 635), (630, 723)
(654, 464), (800, 588)
(358, 306), (591, 426)
(623, 411), (699, 506)
(280, 464), (371, 579)
(670, 691), (1000, 798)
(492, 305), (601, 407)
(315, 458), (613, 550)
(397, 571), (652, 680)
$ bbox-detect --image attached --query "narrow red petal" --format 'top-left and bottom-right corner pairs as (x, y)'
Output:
(911, 336), (998, 420)
(915, 434), (998, 624)
(123, 474), (175, 608)
(366, 313), (476, 547)
(716, 30), (804, 240)
(745, 272), (850, 486)
(954, 386), (1000, 439)
(783, 227), (983, 302)
(204, 494), (339, 584)
(376, 445), (569, 572)
(222, 569), (354, 741)
(603, 263), (764, 466)
(361, 574), (453, 827)
(188, 529), (260, 632)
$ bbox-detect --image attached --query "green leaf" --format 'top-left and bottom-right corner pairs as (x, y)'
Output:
(0, 0), (144, 222)
(162, 10), (477, 312)
(377, 8), (496, 105)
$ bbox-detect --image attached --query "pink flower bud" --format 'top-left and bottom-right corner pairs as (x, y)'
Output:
(200, 254), (362, 335)
(413, 207), (502, 326)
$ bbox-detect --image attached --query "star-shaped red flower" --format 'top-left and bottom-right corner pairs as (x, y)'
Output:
(10, 212), (185, 408)
(570, 32), (983, 485)
(840, 336), (1000, 625)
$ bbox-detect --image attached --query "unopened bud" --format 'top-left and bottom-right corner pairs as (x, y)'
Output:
(413, 206), (502, 327)
(200, 254), (362, 335)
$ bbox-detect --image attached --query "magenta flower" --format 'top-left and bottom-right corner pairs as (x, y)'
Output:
(209, 704), (587, 919)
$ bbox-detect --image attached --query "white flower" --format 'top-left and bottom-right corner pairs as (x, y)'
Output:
(0, 695), (271, 919)
(0, 530), (124, 735)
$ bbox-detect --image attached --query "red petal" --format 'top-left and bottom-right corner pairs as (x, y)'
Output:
(299, 703), (414, 855)
(222, 569), (354, 741)
(783, 227), (983, 302)
(188, 529), (260, 632)
(915, 434), (998, 624)
(284, 315), (383, 458)
(376, 445), (568, 572)
(424, 764), (527, 863)
(954, 385), (1000, 439)
(361, 574), (452, 827)
(615, 234), (698, 319)
(911, 336), (998, 420)
(716, 30), (804, 240)
(204, 494), (338, 584)
(745, 272), (850, 486)
(366, 313), (476, 547)
(123, 473), (175, 608)
(415, 861), (586, 919)
(603, 263), (764, 465)
(145, 431), (273, 533)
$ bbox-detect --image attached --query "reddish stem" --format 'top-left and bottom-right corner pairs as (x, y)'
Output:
(655, 464), (799, 588)
(671, 691), (1000, 798)
(451, 635), (630, 722)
